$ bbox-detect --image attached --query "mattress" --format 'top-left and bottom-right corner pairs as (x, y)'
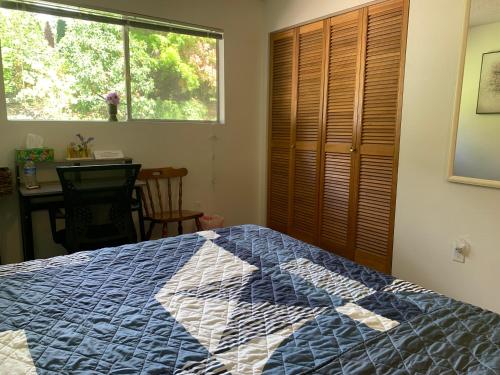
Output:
(0, 225), (498, 374)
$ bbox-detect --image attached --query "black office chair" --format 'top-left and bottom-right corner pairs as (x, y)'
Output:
(54, 164), (141, 253)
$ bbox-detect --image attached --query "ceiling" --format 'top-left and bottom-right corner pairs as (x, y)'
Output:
(470, 0), (500, 27)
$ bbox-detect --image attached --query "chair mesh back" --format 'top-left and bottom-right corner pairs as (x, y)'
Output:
(57, 164), (141, 251)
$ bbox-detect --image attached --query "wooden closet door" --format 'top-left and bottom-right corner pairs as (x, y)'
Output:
(353, 0), (409, 273)
(289, 21), (326, 243)
(318, 10), (364, 259)
(268, 30), (296, 233)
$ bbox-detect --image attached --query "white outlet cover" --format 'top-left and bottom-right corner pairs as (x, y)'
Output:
(452, 238), (470, 263)
(453, 247), (466, 263)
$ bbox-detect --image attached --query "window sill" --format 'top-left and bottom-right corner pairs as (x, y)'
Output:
(1, 119), (224, 126)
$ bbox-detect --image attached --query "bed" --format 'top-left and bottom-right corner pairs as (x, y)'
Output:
(0, 225), (498, 374)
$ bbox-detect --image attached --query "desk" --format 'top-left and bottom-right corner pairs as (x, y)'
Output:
(16, 159), (146, 261)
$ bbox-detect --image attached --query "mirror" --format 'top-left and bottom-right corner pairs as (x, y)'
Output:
(449, 0), (500, 188)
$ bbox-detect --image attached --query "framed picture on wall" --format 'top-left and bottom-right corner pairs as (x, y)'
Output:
(477, 51), (500, 114)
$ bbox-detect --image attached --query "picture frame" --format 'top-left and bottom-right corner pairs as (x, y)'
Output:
(476, 50), (500, 114)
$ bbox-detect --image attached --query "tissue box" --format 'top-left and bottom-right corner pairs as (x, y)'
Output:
(15, 148), (55, 162)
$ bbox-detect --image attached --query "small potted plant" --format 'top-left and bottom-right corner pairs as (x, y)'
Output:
(102, 92), (120, 121)
(67, 134), (95, 159)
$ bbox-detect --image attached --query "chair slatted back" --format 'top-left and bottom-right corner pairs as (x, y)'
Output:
(138, 167), (188, 218)
(56, 163), (141, 251)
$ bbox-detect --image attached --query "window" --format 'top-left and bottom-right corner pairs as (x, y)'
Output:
(0, 1), (223, 122)
(129, 28), (218, 121)
(0, 9), (127, 120)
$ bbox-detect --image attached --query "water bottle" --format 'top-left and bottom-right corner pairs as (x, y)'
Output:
(23, 160), (38, 189)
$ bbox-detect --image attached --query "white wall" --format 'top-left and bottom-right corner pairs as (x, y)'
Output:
(394, 0), (500, 314)
(263, 0), (500, 314)
(454, 21), (500, 180)
(0, 0), (265, 263)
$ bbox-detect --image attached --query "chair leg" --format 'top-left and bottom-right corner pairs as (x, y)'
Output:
(177, 221), (183, 235)
(146, 222), (156, 240)
(161, 223), (168, 238)
(138, 208), (146, 242)
(48, 207), (58, 241)
(195, 217), (202, 231)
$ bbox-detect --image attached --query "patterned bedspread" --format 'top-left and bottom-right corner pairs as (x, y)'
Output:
(0, 225), (498, 374)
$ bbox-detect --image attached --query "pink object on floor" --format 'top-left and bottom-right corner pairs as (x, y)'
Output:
(199, 214), (224, 230)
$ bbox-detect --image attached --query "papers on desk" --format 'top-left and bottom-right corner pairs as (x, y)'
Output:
(93, 150), (125, 160)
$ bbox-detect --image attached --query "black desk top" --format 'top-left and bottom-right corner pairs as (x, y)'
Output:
(15, 157), (133, 168)
(19, 180), (146, 197)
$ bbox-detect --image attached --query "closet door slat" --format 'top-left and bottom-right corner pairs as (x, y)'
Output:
(289, 21), (326, 243)
(354, 0), (408, 273)
(268, 31), (295, 232)
(319, 10), (363, 258)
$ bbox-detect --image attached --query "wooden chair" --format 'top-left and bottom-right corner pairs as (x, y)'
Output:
(138, 167), (203, 239)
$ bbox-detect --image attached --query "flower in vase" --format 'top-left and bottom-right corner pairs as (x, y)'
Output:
(105, 92), (120, 106)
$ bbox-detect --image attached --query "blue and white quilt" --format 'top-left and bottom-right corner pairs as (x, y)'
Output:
(0, 225), (498, 374)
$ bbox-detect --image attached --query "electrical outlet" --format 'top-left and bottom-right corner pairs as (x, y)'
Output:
(452, 238), (470, 263)
(453, 247), (465, 263)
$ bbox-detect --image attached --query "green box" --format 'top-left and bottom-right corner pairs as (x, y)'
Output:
(15, 148), (55, 162)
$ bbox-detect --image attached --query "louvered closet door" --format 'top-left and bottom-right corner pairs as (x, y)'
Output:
(353, 0), (409, 273)
(289, 21), (326, 243)
(268, 30), (295, 233)
(319, 10), (363, 259)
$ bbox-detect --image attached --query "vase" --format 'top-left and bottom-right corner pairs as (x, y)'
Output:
(67, 146), (91, 159)
(108, 104), (118, 122)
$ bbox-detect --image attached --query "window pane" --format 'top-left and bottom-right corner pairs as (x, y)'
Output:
(129, 28), (218, 121)
(0, 8), (126, 120)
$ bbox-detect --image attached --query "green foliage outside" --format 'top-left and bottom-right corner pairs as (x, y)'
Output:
(130, 29), (217, 120)
(0, 9), (218, 121)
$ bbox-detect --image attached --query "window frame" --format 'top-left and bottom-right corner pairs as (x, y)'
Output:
(0, 1), (225, 125)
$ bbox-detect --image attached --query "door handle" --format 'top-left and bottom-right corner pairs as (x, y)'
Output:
(350, 147), (356, 153)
